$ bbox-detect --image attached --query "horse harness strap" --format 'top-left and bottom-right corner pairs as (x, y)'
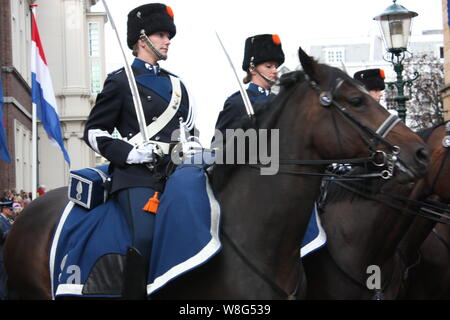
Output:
(308, 75), (399, 151)
(220, 228), (299, 300)
(250, 73), (404, 181)
(376, 114), (402, 138)
(306, 74), (405, 180)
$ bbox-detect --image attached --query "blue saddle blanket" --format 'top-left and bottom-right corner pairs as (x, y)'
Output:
(49, 163), (222, 298)
(49, 152), (325, 298)
(187, 152), (327, 257)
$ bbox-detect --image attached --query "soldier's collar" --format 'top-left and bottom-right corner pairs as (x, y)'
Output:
(132, 58), (160, 75)
(248, 82), (270, 96)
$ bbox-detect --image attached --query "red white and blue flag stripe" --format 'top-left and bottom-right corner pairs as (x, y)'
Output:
(31, 12), (70, 165)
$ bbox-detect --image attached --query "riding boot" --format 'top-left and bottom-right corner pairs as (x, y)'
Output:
(121, 246), (148, 300)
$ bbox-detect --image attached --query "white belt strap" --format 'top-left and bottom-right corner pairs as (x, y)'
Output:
(127, 75), (182, 154)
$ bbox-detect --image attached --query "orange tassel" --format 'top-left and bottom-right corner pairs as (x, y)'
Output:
(143, 191), (160, 214)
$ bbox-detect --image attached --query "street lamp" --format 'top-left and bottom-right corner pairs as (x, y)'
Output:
(374, 0), (419, 122)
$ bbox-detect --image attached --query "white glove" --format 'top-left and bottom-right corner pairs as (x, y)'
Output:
(126, 143), (156, 164)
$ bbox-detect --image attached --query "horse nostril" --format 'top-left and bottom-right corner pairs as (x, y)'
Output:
(416, 147), (429, 167)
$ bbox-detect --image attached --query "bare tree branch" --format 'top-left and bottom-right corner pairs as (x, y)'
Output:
(384, 53), (444, 130)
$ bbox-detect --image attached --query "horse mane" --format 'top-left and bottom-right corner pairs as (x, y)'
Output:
(211, 71), (306, 193)
(416, 120), (449, 142)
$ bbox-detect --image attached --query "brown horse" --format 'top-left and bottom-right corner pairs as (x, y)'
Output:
(399, 121), (450, 299)
(303, 121), (449, 300)
(3, 48), (429, 299)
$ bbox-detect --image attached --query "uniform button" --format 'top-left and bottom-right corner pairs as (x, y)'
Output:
(155, 136), (160, 141)
(128, 133), (132, 137)
(152, 117), (158, 121)
(147, 96), (152, 101)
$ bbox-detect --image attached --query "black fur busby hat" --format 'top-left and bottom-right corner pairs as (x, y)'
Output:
(242, 34), (285, 71)
(127, 3), (176, 49)
(353, 68), (386, 91)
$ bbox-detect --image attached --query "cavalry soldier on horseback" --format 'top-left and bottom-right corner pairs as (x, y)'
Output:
(353, 68), (386, 103)
(213, 34), (285, 139)
(83, 3), (193, 298)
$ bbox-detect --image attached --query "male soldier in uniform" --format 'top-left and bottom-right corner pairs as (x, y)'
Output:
(0, 199), (14, 300)
(353, 68), (386, 103)
(83, 3), (193, 298)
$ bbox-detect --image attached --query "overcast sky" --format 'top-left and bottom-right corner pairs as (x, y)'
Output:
(91, 0), (444, 144)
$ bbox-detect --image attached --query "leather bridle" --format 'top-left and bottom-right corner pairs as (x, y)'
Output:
(270, 72), (420, 181)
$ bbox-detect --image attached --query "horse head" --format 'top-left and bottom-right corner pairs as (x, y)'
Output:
(274, 47), (429, 184)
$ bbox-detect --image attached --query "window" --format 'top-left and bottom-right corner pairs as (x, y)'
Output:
(88, 22), (100, 57)
(10, 0), (31, 84)
(14, 119), (32, 192)
(90, 60), (101, 94)
(324, 48), (345, 64)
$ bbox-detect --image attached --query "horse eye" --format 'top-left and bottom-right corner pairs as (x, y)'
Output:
(348, 97), (364, 107)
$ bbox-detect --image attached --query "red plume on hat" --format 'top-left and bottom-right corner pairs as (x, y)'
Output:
(242, 34), (285, 71)
(272, 34), (281, 46)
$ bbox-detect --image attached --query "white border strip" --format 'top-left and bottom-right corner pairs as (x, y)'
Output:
(49, 201), (74, 300)
(300, 203), (327, 258)
(55, 284), (83, 296)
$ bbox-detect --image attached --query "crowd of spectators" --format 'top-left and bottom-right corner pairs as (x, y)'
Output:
(1, 186), (46, 221)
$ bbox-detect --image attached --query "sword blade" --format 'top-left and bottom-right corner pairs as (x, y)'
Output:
(215, 31), (254, 117)
(101, 0), (149, 142)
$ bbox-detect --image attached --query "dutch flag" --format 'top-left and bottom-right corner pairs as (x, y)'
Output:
(31, 12), (70, 165)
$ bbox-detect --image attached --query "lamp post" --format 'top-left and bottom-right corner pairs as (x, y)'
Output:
(374, 0), (419, 123)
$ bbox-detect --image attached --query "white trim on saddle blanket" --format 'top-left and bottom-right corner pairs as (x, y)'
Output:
(49, 201), (74, 300)
(300, 203), (327, 258)
(48, 164), (222, 299)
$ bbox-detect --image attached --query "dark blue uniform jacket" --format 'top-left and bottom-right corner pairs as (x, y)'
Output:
(213, 83), (275, 140)
(83, 58), (190, 193)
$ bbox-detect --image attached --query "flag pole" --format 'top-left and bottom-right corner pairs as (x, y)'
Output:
(30, 3), (38, 200)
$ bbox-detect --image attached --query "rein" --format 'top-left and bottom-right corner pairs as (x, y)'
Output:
(332, 180), (450, 226)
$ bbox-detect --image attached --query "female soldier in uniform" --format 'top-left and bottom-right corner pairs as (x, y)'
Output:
(213, 34), (285, 140)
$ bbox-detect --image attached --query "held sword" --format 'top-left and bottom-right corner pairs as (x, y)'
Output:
(101, 0), (149, 143)
(215, 31), (254, 118)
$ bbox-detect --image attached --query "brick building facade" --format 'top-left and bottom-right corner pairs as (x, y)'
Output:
(0, 0), (33, 193)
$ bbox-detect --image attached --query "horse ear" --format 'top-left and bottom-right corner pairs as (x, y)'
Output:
(298, 47), (319, 81)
